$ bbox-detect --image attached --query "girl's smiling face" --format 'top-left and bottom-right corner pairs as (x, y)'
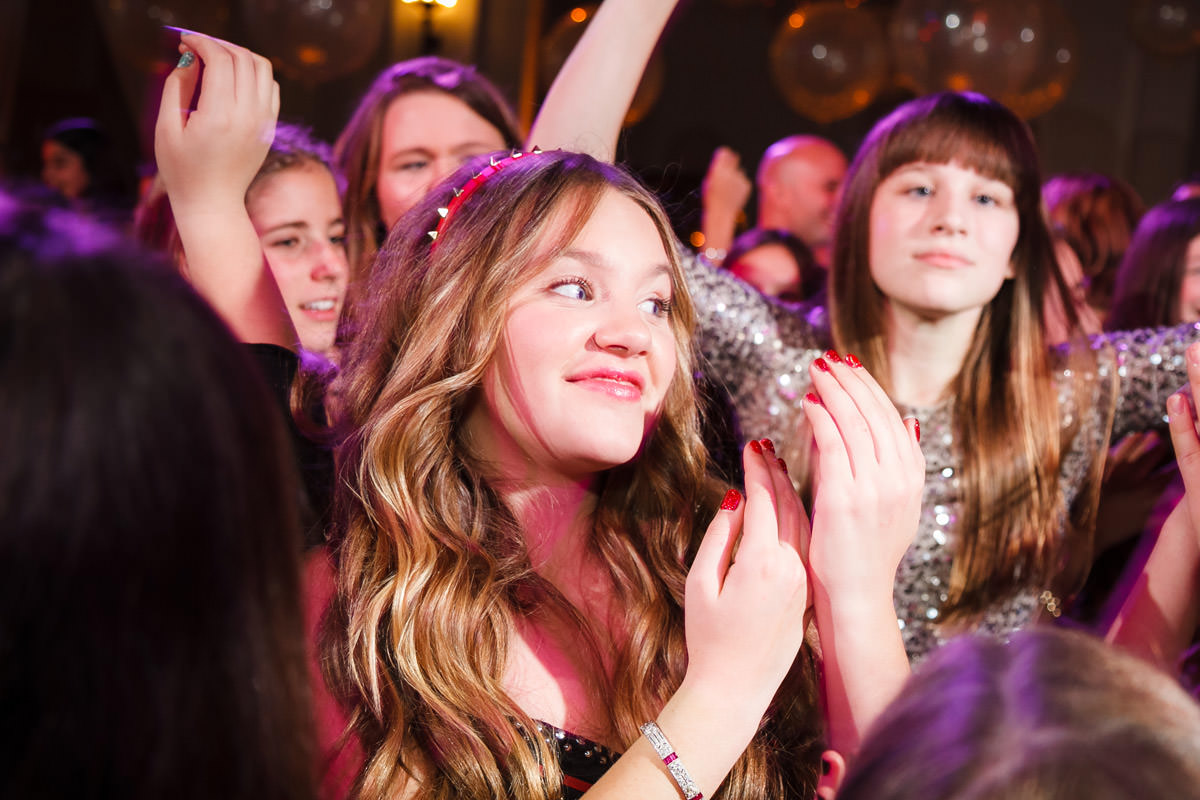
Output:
(465, 188), (678, 483)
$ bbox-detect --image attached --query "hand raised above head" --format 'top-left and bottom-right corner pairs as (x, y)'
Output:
(155, 31), (279, 212)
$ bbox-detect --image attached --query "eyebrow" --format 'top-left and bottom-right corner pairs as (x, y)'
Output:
(262, 219), (344, 236)
(558, 248), (673, 281)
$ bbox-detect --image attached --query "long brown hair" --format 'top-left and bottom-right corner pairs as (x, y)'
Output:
(1106, 197), (1200, 330)
(324, 151), (822, 799)
(334, 57), (522, 286)
(829, 92), (1108, 619)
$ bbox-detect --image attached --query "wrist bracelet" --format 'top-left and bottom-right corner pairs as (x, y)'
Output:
(639, 720), (704, 800)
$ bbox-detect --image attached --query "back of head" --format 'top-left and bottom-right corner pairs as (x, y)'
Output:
(838, 627), (1200, 800)
(0, 193), (316, 800)
(1043, 172), (1145, 314)
(1106, 197), (1200, 330)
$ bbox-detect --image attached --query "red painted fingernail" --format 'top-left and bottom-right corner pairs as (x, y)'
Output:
(845, 353), (863, 368)
(777, 457), (788, 474)
(721, 489), (741, 510)
(914, 419), (921, 443)
(824, 349), (842, 364)
(749, 439), (763, 453)
(805, 392), (822, 406)
(813, 357), (831, 373)
(760, 438), (775, 453)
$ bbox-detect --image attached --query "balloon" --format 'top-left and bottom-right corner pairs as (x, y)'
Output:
(1130, 0), (1200, 56)
(889, 0), (1045, 98)
(93, 0), (231, 73)
(539, 4), (665, 126)
(768, 2), (890, 124)
(998, 0), (1078, 119)
(240, 0), (388, 85)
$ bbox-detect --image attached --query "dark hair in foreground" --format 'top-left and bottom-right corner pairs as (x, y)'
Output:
(838, 627), (1200, 800)
(0, 193), (317, 800)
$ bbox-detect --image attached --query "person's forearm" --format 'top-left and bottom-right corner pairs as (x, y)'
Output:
(813, 583), (910, 757)
(528, 0), (680, 162)
(172, 201), (296, 348)
(1107, 499), (1200, 673)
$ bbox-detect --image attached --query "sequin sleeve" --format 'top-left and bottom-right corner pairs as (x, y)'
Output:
(678, 245), (833, 447)
(1073, 321), (1200, 441)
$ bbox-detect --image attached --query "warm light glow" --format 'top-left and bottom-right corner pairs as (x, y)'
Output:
(401, 0), (457, 6)
(852, 89), (870, 106)
(297, 45), (327, 65)
(690, 231), (706, 248)
(947, 73), (970, 91)
(570, 6), (588, 23)
(789, 12), (806, 28)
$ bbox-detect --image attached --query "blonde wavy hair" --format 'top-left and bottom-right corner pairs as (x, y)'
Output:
(324, 151), (822, 799)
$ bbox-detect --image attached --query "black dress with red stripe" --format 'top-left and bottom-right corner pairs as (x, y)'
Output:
(535, 722), (621, 798)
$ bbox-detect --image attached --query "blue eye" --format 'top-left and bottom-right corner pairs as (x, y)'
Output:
(975, 194), (997, 206)
(550, 277), (592, 300)
(639, 297), (673, 317)
(907, 185), (932, 197)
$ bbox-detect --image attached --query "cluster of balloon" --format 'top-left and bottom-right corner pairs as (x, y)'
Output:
(93, 0), (232, 74)
(1130, 0), (1200, 56)
(888, 0), (1079, 119)
(768, 1), (890, 124)
(240, 0), (388, 85)
(540, 4), (666, 126)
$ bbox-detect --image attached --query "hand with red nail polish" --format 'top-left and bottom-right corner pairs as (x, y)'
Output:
(801, 352), (924, 755)
(683, 438), (811, 730)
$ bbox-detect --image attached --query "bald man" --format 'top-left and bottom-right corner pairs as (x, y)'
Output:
(756, 135), (847, 267)
(700, 136), (847, 271)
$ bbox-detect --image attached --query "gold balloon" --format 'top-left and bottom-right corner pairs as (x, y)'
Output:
(1130, 0), (1200, 56)
(998, 0), (1078, 119)
(539, 4), (665, 126)
(241, 0), (388, 85)
(768, 2), (890, 124)
(889, 0), (1045, 98)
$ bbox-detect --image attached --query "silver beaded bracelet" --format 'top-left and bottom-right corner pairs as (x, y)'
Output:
(639, 720), (704, 800)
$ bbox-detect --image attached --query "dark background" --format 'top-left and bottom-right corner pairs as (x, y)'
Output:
(4, 0), (1199, 237)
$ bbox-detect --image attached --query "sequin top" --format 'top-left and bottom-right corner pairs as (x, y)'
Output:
(534, 721), (620, 799)
(682, 248), (1199, 662)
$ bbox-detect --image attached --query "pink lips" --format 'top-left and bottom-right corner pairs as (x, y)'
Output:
(567, 368), (645, 401)
(914, 249), (972, 269)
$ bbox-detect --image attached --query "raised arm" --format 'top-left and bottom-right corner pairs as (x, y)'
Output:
(700, 146), (752, 263)
(1107, 340), (1200, 672)
(528, 0), (680, 161)
(583, 440), (810, 798)
(155, 32), (296, 348)
(804, 350), (924, 756)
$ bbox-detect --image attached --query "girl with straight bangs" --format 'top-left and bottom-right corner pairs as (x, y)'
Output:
(533, 7), (1200, 665)
(325, 148), (922, 800)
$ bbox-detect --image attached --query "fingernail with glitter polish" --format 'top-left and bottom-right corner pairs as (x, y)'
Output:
(824, 349), (842, 364)
(176, 50), (195, 69)
(805, 392), (822, 407)
(845, 353), (863, 368)
(760, 438), (775, 453)
(749, 439), (763, 454)
(721, 489), (741, 510)
(914, 419), (921, 443)
(813, 357), (831, 373)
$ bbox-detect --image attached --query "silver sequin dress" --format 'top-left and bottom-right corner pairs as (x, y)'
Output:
(683, 248), (1199, 663)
